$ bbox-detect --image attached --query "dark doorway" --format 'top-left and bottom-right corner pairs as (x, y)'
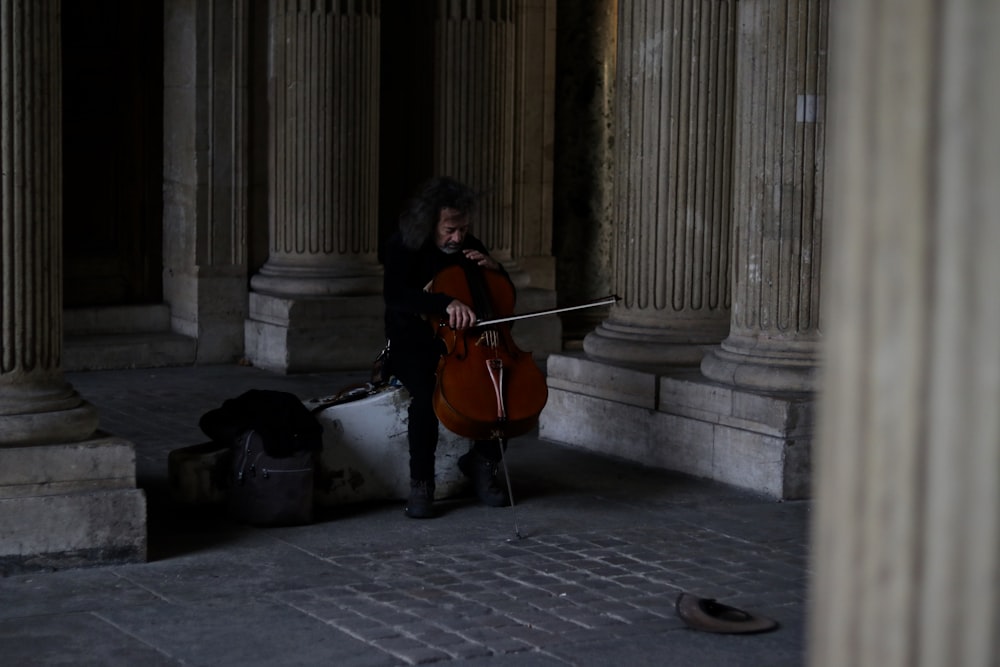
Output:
(62, 0), (164, 307)
(379, 0), (436, 259)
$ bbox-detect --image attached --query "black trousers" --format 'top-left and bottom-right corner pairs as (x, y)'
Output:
(390, 338), (504, 482)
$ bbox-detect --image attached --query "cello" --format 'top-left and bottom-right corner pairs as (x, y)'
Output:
(428, 260), (616, 538)
(428, 259), (548, 441)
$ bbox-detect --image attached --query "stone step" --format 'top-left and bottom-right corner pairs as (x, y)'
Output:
(63, 304), (198, 371)
(64, 304), (172, 335)
(63, 331), (197, 371)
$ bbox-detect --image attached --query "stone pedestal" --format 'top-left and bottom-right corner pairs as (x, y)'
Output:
(541, 355), (812, 499)
(0, 440), (146, 567)
(245, 293), (385, 373)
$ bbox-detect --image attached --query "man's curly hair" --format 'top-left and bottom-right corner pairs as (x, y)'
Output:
(398, 177), (480, 250)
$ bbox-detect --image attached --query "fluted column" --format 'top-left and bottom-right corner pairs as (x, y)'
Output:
(0, 0), (97, 446)
(433, 0), (517, 271)
(245, 0), (383, 372)
(810, 1), (1000, 665)
(251, 0), (381, 297)
(700, 0), (828, 392)
(507, 0), (560, 352)
(512, 0), (555, 278)
(584, 0), (736, 366)
(0, 0), (145, 567)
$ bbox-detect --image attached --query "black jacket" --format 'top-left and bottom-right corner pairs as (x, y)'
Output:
(199, 389), (323, 457)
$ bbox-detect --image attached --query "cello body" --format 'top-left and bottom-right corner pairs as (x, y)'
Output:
(430, 263), (548, 440)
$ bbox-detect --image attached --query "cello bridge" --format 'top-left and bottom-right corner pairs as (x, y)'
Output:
(476, 329), (500, 349)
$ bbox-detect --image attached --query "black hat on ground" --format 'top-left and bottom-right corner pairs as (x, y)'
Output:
(674, 593), (779, 635)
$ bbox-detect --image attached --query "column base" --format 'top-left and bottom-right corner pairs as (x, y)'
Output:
(0, 436), (147, 572)
(0, 398), (99, 447)
(250, 259), (383, 298)
(583, 319), (727, 366)
(700, 335), (820, 393)
(244, 292), (385, 373)
(540, 353), (815, 499)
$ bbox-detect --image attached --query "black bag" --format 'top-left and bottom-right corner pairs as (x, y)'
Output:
(198, 389), (322, 526)
(229, 429), (315, 526)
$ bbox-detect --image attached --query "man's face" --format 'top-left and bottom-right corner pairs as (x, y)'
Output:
(434, 207), (469, 254)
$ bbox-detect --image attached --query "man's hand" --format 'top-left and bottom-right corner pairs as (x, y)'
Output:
(446, 299), (477, 330)
(462, 249), (499, 271)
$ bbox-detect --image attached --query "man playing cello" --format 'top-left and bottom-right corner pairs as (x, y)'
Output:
(382, 177), (511, 519)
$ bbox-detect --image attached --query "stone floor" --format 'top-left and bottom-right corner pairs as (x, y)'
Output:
(0, 364), (812, 666)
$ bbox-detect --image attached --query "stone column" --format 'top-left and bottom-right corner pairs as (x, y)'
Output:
(434, 0), (517, 272)
(1, 0), (96, 446)
(810, 1), (1000, 665)
(512, 0), (556, 283)
(510, 0), (559, 352)
(434, 0), (561, 352)
(584, 0), (737, 366)
(541, 0), (814, 499)
(246, 0), (383, 372)
(700, 0), (828, 392)
(0, 0), (145, 566)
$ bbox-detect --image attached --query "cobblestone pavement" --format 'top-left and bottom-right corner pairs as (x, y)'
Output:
(0, 365), (811, 666)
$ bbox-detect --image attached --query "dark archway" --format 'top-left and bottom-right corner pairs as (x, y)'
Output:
(62, 0), (164, 307)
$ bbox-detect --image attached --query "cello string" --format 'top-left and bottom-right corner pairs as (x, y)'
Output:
(497, 437), (523, 541)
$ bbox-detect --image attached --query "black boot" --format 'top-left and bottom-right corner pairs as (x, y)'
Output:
(405, 479), (436, 518)
(458, 451), (509, 507)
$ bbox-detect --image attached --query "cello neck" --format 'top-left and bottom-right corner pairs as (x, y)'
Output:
(459, 255), (497, 321)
